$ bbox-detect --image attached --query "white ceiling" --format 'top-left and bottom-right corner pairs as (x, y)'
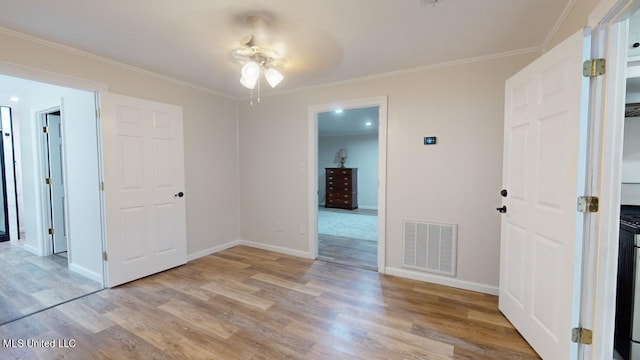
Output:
(0, 0), (572, 98)
(318, 107), (379, 136)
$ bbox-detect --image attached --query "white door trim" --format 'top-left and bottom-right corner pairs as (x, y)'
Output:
(0, 60), (108, 93)
(37, 108), (62, 256)
(307, 96), (388, 271)
(587, 1), (640, 358)
(0, 61), (108, 287)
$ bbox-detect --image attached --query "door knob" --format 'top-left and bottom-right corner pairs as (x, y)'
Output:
(174, 192), (184, 198)
(500, 189), (508, 197)
(496, 206), (507, 213)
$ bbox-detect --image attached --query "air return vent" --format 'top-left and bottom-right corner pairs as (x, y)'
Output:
(403, 220), (457, 277)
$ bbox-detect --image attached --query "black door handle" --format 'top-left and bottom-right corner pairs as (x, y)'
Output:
(174, 192), (184, 198)
(500, 189), (508, 197)
(496, 206), (507, 213)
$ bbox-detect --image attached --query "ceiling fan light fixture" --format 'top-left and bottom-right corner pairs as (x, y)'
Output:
(232, 16), (287, 105)
(264, 68), (283, 88)
(240, 75), (257, 89)
(240, 61), (260, 89)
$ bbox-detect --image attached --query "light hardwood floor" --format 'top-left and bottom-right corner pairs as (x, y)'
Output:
(318, 235), (377, 270)
(318, 207), (378, 269)
(0, 240), (103, 325)
(0, 246), (539, 359)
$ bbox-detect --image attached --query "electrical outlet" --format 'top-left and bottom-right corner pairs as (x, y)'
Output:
(276, 223), (283, 232)
(299, 225), (305, 235)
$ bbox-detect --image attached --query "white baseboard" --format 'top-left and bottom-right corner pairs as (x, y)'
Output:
(185, 241), (498, 295)
(186, 240), (240, 261)
(238, 240), (313, 259)
(385, 267), (499, 296)
(22, 243), (42, 256)
(68, 262), (103, 283)
(358, 205), (378, 210)
(318, 204), (378, 211)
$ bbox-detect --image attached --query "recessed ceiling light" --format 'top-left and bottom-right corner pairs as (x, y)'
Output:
(334, 109), (343, 114)
(9, 96), (19, 102)
(365, 121), (372, 126)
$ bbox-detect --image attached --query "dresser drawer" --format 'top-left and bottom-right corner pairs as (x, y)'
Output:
(325, 168), (358, 209)
(327, 180), (351, 187)
(326, 192), (354, 200)
(326, 185), (352, 192)
(326, 168), (353, 176)
(326, 198), (354, 206)
(326, 175), (352, 183)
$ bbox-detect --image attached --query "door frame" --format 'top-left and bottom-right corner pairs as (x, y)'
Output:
(38, 107), (65, 255)
(586, 0), (640, 358)
(307, 96), (388, 271)
(0, 60), (108, 287)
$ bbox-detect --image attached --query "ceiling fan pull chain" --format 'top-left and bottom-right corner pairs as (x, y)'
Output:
(257, 75), (261, 104)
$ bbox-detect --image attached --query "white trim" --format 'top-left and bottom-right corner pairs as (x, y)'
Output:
(308, 96), (388, 272)
(238, 240), (312, 259)
(186, 240), (240, 261)
(0, 64), (110, 287)
(355, 205), (378, 211)
(253, 48), (541, 101)
(36, 108), (58, 257)
(385, 267), (499, 296)
(587, 9), (631, 360)
(0, 60), (108, 92)
(0, 27), (233, 99)
(542, 0), (579, 51)
(0, 25), (540, 103)
(68, 262), (102, 283)
(197, 240), (497, 295)
(22, 243), (42, 256)
(589, 0), (635, 26)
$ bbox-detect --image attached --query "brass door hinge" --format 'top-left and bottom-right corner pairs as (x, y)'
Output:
(102, 251), (108, 261)
(45, 177), (52, 185)
(583, 58), (606, 77)
(577, 196), (599, 213)
(43, 126), (49, 134)
(48, 228), (54, 235)
(571, 327), (592, 345)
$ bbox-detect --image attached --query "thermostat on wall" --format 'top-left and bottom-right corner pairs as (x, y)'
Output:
(424, 136), (437, 145)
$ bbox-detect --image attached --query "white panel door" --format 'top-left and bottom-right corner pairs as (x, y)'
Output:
(47, 114), (67, 254)
(499, 29), (590, 360)
(101, 93), (187, 287)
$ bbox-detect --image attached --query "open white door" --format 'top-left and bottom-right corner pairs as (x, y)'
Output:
(101, 93), (187, 287)
(499, 29), (591, 359)
(46, 113), (67, 254)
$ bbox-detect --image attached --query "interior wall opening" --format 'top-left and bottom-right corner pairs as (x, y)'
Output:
(316, 106), (380, 270)
(0, 73), (104, 325)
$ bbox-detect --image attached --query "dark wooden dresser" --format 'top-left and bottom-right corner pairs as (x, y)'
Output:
(325, 168), (358, 209)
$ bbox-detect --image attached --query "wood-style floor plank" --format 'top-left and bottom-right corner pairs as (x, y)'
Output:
(0, 246), (539, 359)
(0, 242), (103, 325)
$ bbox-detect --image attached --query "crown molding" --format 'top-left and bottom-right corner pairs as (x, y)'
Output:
(251, 46), (542, 101)
(542, 0), (579, 52)
(0, 26), (235, 100)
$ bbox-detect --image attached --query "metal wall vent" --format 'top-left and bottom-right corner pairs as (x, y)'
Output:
(403, 220), (457, 277)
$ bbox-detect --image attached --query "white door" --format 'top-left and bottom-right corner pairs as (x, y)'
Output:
(101, 93), (187, 287)
(47, 114), (67, 254)
(499, 29), (591, 359)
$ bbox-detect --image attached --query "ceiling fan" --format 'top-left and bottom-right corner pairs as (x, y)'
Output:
(231, 16), (287, 95)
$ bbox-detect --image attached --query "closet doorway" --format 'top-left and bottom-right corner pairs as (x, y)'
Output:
(42, 110), (67, 254)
